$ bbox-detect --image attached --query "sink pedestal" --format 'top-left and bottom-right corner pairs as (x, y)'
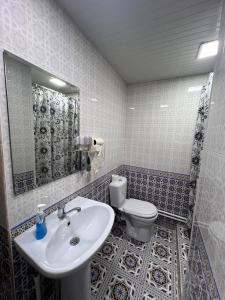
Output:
(61, 261), (91, 300)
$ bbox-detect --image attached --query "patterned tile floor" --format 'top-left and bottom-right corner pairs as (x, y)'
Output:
(90, 216), (190, 300)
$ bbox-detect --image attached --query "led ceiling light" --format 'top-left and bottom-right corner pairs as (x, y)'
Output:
(197, 40), (219, 59)
(188, 86), (203, 92)
(90, 98), (99, 102)
(49, 78), (66, 86)
(160, 105), (168, 108)
(129, 107), (135, 110)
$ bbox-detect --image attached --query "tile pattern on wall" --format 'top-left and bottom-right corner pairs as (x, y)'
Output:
(123, 165), (190, 218)
(0, 225), (15, 300)
(184, 1), (225, 298)
(184, 221), (220, 300)
(13, 171), (35, 195)
(12, 240), (59, 300)
(125, 74), (208, 175)
(0, 0), (126, 228)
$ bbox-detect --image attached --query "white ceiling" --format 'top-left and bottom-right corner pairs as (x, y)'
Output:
(57, 0), (222, 83)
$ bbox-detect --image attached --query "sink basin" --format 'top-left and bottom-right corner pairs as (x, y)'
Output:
(15, 197), (115, 279)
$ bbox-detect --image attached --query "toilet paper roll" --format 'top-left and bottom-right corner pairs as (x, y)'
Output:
(93, 137), (104, 145)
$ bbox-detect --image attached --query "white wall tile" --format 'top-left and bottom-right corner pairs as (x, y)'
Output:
(125, 75), (208, 174)
(0, 0), (126, 227)
(193, 1), (225, 298)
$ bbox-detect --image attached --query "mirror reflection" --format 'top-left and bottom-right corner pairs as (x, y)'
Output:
(4, 52), (80, 195)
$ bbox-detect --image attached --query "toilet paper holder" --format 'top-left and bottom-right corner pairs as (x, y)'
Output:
(75, 136), (104, 155)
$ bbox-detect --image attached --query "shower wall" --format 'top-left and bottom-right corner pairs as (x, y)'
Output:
(124, 75), (208, 219)
(186, 1), (225, 298)
(125, 74), (208, 175)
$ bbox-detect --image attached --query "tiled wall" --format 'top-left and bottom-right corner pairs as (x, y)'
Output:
(0, 0), (126, 228)
(185, 221), (220, 299)
(0, 225), (15, 300)
(125, 75), (208, 175)
(123, 165), (190, 218)
(185, 1), (225, 299)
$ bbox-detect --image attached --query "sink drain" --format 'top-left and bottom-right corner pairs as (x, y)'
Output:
(70, 237), (80, 246)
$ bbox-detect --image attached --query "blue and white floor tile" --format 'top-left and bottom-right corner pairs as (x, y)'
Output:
(91, 217), (190, 300)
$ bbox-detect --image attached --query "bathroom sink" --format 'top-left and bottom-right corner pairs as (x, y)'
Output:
(14, 196), (115, 279)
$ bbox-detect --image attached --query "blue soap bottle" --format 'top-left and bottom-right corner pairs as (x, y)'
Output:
(36, 204), (47, 240)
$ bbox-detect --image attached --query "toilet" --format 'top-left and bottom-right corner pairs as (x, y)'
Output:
(109, 175), (158, 242)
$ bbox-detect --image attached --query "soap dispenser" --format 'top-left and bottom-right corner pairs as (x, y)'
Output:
(35, 204), (47, 240)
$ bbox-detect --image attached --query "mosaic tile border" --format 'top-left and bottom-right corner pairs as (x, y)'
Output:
(122, 165), (190, 218)
(0, 225), (15, 300)
(11, 165), (190, 237)
(122, 165), (190, 181)
(13, 171), (36, 195)
(185, 221), (221, 300)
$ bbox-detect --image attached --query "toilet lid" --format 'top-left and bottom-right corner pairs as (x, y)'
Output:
(120, 198), (158, 218)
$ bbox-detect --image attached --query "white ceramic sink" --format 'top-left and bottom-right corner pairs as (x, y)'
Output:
(15, 197), (115, 280)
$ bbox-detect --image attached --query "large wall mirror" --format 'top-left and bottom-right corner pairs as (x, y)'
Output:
(4, 51), (81, 195)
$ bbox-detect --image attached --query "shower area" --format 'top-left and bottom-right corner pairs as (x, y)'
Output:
(122, 71), (216, 298)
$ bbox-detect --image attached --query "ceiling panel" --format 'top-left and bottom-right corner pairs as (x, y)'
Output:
(56, 0), (222, 83)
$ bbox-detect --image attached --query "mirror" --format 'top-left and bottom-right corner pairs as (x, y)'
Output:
(4, 51), (81, 195)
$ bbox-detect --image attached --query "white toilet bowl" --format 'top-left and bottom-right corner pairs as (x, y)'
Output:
(119, 198), (158, 242)
(109, 176), (158, 242)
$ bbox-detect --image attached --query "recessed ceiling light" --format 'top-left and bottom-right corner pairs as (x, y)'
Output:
(160, 105), (168, 108)
(49, 78), (66, 86)
(129, 107), (135, 110)
(188, 86), (203, 92)
(90, 98), (99, 102)
(197, 40), (219, 59)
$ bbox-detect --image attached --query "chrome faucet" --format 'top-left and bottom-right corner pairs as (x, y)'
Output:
(57, 203), (81, 220)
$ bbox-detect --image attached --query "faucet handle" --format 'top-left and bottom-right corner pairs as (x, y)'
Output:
(57, 203), (65, 219)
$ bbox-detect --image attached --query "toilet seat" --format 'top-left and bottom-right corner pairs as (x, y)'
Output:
(119, 198), (157, 219)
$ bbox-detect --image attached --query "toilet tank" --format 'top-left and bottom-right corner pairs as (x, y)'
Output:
(109, 176), (127, 208)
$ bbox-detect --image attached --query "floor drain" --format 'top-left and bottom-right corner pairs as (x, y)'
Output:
(70, 237), (80, 246)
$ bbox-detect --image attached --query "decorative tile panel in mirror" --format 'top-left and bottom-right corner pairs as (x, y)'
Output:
(4, 51), (81, 195)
